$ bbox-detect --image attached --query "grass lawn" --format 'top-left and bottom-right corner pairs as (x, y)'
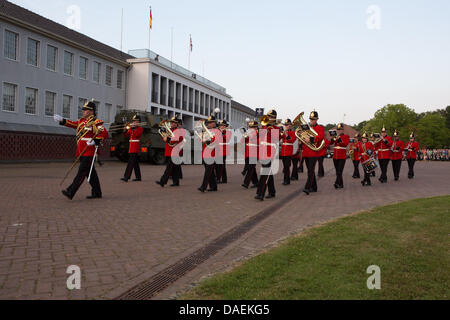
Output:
(183, 196), (450, 300)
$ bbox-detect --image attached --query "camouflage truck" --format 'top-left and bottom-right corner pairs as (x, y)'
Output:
(109, 110), (168, 165)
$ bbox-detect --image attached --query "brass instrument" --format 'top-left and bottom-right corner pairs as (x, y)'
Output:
(260, 115), (272, 127)
(372, 133), (383, 145)
(158, 120), (174, 140)
(194, 120), (214, 143)
(109, 122), (148, 133)
(292, 112), (325, 152)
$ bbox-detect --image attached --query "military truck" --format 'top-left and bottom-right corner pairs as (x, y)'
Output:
(109, 110), (168, 165)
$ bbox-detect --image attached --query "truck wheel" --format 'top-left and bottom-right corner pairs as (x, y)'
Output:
(152, 150), (166, 165)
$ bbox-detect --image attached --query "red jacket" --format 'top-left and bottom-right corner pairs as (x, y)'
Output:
(219, 129), (233, 157)
(349, 142), (361, 161)
(358, 141), (375, 163)
(244, 129), (259, 159)
(165, 128), (186, 157)
(390, 140), (405, 160)
(202, 128), (221, 160)
(375, 136), (393, 160)
(319, 139), (330, 157)
(259, 126), (282, 161)
(302, 124), (325, 158)
(63, 117), (109, 157)
(280, 130), (296, 157)
(330, 134), (350, 160)
(124, 126), (143, 154)
(406, 141), (420, 159)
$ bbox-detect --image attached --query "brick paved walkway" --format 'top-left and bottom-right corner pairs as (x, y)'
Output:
(0, 160), (448, 299)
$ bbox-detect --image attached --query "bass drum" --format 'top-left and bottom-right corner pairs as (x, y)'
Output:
(362, 158), (379, 174)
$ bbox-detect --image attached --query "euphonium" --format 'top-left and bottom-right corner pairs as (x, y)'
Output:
(260, 115), (272, 127)
(158, 120), (174, 140)
(292, 112), (325, 152)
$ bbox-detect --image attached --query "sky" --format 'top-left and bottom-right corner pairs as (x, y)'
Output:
(9, 0), (450, 125)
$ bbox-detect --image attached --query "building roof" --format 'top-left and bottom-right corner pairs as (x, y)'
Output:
(231, 100), (254, 116)
(0, 0), (134, 65)
(325, 124), (359, 140)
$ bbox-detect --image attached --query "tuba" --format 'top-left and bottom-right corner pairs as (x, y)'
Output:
(292, 112), (325, 152)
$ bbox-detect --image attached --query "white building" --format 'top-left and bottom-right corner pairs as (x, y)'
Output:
(126, 50), (232, 130)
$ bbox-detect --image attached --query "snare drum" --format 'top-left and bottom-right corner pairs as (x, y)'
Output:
(362, 158), (378, 174)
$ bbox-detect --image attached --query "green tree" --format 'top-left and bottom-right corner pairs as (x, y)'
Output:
(324, 123), (337, 131)
(446, 106), (450, 129)
(416, 113), (450, 148)
(362, 104), (417, 141)
(353, 121), (367, 133)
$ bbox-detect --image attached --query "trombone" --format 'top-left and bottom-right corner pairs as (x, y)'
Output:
(109, 122), (148, 133)
(194, 119), (214, 143)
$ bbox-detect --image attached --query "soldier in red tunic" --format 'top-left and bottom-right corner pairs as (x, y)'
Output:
(216, 120), (232, 184)
(375, 126), (393, 183)
(405, 132), (420, 179)
(280, 119), (296, 185)
(358, 132), (375, 186)
(121, 115), (143, 182)
(198, 115), (221, 192)
(156, 117), (185, 187)
(329, 123), (350, 189)
(242, 121), (259, 189)
(54, 101), (108, 200)
(390, 130), (405, 181)
(302, 111), (325, 195)
(255, 110), (281, 201)
(349, 134), (361, 179)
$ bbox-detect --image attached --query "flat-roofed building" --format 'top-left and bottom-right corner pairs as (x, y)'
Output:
(230, 100), (255, 130)
(127, 50), (232, 130)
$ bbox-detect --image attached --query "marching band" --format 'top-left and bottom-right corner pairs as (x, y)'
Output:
(54, 102), (422, 200)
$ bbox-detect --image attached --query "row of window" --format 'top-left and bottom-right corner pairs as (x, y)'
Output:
(232, 109), (254, 126)
(2, 82), (122, 123)
(3, 29), (124, 89)
(151, 74), (230, 119)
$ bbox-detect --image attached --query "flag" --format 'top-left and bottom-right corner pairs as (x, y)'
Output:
(190, 34), (193, 52)
(149, 7), (153, 30)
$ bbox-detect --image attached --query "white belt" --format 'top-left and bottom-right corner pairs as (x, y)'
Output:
(393, 150), (402, 153)
(80, 138), (91, 141)
(246, 144), (258, 147)
(334, 147), (346, 150)
(379, 149), (390, 151)
(261, 142), (277, 147)
(219, 143), (231, 145)
(282, 143), (294, 146)
(129, 140), (140, 143)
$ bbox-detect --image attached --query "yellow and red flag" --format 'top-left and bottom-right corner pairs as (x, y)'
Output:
(149, 7), (153, 30)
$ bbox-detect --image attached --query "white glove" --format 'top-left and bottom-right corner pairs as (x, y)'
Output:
(87, 139), (96, 146)
(53, 114), (63, 123)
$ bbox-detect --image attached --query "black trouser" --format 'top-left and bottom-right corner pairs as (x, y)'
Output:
(407, 158), (416, 178)
(243, 157), (258, 187)
(200, 162), (217, 190)
(66, 156), (102, 197)
(363, 171), (372, 185)
(281, 156), (292, 184)
(216, 156), (227, 183)
(124, 153), (141, 180)
(304, 157), (318, 192)
(379, 159), (390, 181)
(392, 159), (402, 179)
(291, 157), (299, 180)
(257, 162), (275, 197)
(160, 157), (180, 185)
(333, 159), (346, 187)
(352, 160), (360, 178)
(299, 157), (305, 172)
(317, 156), (325, 177)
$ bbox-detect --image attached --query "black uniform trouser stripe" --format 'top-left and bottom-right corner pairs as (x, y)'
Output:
(304, 157), (318, 191)
(67, 156), (102, 197)
(124, 154), (141, 180)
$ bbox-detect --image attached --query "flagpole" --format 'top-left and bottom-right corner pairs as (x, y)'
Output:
(120, 8), (123, 52)
(188, 34), (191, 71)
(171, 27), (174, 67)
